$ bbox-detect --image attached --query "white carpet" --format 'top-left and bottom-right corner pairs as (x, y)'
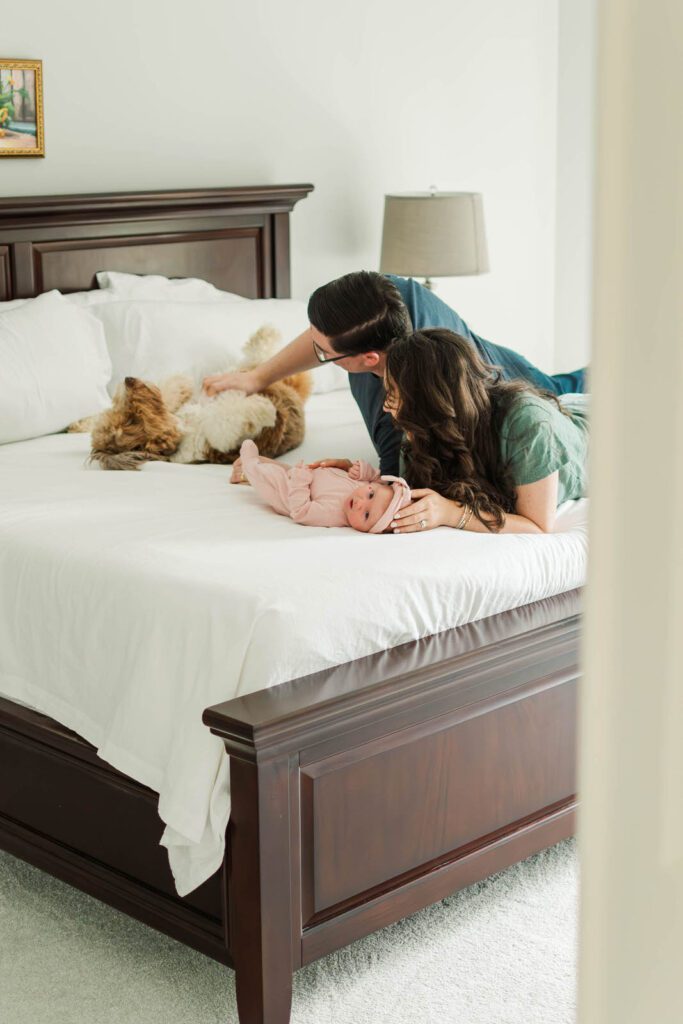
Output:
(0, 839), (577, 1024)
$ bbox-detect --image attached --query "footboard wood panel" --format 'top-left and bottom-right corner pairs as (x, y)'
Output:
(302, 798), (576, 964)
(205, 588), (581, 1003)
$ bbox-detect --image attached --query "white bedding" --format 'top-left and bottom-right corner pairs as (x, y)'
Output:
(0, 390), (588, 895)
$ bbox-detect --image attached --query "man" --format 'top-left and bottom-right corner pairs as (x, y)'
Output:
(203, 271), (586, 476)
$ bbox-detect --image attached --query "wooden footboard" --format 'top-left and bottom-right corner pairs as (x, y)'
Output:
(203, 588), (581, 1023)
(0, 590), (580, 1024)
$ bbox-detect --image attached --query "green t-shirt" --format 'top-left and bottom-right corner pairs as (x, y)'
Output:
(499, 393), (589, 504)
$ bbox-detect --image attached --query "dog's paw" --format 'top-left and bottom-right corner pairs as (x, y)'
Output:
(159, 374), (195, 412)
(240, 324), (281, 369)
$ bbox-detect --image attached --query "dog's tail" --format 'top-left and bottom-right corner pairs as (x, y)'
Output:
(88, 450), (163, 471)
(282, 371), (313, 403)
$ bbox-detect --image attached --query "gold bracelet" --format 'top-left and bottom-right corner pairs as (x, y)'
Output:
(461, 506), (474, 530)
(455, 506), (470, 530)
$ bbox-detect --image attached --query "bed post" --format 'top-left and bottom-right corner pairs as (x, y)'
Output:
(227, 751), (295, 1024)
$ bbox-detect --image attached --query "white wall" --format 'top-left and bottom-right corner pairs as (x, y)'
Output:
(554, 0), (597, 372)
(5, 0), (558, 369)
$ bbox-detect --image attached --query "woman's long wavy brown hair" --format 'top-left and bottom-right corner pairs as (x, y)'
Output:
(385, 329), (563, 530)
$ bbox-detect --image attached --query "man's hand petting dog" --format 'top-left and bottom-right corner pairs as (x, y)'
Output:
(202, 368), (264, 397)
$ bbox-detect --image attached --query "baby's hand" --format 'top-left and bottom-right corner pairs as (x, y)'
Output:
(308, 458), (353, 472)
(348, 460), (381, 481)
(230, 457), (249, 484)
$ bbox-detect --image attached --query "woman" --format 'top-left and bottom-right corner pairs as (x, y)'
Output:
(383, 329), (589, 535)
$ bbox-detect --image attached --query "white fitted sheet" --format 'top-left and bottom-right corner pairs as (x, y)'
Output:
(0, 390), (588, 894)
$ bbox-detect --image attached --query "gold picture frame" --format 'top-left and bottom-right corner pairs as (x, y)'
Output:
(0, 59), (44, 157)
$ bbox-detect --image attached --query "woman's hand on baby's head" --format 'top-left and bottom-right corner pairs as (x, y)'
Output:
(307, 458), (353, 472)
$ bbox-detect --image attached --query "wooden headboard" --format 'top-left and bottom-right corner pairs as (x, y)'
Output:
(0, 184), (313, 302)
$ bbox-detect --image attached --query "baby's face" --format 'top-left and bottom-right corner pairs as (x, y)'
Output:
(345, 482), (394, 533)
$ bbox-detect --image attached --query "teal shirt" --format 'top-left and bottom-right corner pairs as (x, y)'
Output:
(349, 275), (587, 476)
(499, 393), (589, 504)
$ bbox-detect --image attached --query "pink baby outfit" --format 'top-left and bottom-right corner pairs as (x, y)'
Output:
(239, 439), (381, 527)
(239, 439), (411, 531)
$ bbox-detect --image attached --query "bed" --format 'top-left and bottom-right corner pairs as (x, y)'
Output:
(0, 185), (584, 1024)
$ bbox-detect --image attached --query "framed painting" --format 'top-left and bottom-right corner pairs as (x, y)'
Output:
(0, 59), (44, 157)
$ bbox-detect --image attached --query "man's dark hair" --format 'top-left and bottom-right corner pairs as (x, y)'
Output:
(307, 271), (412, 356)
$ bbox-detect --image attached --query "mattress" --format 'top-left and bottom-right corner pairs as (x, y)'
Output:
(0, 390), (588, 895)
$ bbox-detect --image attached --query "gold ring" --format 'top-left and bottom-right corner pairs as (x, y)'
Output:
(420, 519), (427, 530)
(240, 471), (246, 482)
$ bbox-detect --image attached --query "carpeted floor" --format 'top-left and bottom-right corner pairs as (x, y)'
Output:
(0, 839), (577, 1024)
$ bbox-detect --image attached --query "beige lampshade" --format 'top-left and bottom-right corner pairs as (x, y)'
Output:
(379, 191), (489, 278)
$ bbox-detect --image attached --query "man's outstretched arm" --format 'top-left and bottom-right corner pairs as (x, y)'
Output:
(203, 328), (318, 396)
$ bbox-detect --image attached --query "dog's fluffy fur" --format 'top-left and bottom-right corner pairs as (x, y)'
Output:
(71, 325), (312, 470)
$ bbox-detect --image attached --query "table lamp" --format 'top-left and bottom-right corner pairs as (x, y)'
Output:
(379, 189), (489, 290)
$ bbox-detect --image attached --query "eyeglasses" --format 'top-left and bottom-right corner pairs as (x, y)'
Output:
(312, 338), (351, 364)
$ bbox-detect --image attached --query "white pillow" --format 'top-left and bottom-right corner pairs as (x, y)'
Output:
(64, 289), (128, 308)
(2, 289), (120, 311)
(87, 298), (349, 396)
(96, 270), (245, 303)
(0, 291), (112, 444)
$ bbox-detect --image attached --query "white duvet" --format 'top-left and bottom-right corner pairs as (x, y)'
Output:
(0, 390), (588, 895)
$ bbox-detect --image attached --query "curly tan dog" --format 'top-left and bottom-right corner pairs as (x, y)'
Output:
(71, 326), (312, 470)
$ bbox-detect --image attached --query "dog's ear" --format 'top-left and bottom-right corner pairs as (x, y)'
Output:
(125, 380), (178, 444)
(90, 376), (182, 462)
(88, 450), (151, 471)
(145, 425), (183, 457)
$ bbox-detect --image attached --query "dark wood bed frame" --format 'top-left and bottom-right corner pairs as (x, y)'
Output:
(0, 185), (581, 1024)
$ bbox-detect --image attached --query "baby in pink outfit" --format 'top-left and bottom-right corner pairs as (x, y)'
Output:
(232, 439), (411, 533)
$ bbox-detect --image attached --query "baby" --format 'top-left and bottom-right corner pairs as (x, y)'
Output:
(231, 439), (411, 533)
